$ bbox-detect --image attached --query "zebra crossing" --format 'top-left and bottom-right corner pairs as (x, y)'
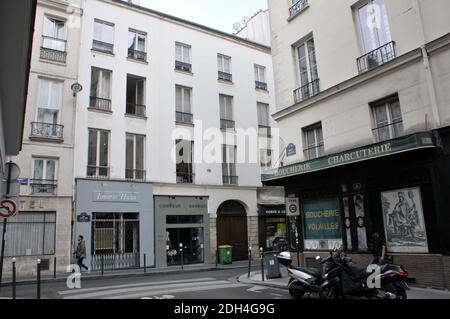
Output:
(58, 277), (247, 299)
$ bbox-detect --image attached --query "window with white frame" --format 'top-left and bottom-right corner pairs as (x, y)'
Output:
(222, 145), (237, 185)
(303, 124), (324, 160)
(31, 158), (57, 194)
(371, 95), (403, 142)
(175, 42), (192, 72)
(126, 133), (146, 180)
(93, 19), (114, 53)
(42, 16), (66, 51)
(128, 29), (147, 61)
(87, 129), (110, 178)
(260, 149), (272, 170)
(90, 67), (112, 111)
(294, 37), (319, 102)
(176, 85), (193, 124)
(219, 94), (234, 130)
(257, 102), (271, 136)
(176, 139), (194, 184)
(37, 79), (62, 125)
(254, 64), (267, 90)
(217, 54), (232, 81)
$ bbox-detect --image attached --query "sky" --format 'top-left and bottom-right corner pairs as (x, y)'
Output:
(140, 0), (268, 34)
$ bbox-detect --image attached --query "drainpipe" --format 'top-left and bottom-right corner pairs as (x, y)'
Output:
(413, 0), (441, 129)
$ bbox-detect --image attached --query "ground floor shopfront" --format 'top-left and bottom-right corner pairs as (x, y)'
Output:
(263, 131), (450, 289)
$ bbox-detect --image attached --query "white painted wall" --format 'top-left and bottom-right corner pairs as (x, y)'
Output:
(236, 10), (271, 47)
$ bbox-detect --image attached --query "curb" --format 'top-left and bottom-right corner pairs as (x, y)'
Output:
(237, 273), (288, 290)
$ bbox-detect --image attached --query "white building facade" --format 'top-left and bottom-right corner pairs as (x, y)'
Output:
(265, 0), (450, 289)
(73, 0), (276, 269)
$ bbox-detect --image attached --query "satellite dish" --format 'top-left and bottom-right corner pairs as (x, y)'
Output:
(232, 22), (241, 32)
(241, 16), (250, 25)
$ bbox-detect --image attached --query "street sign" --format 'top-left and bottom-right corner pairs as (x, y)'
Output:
(0, 199), (18, 218)
(286, 143), (296, 157)
(286, 197), (300, 217)
(77, 212), (91, 223)
(17, 178), (29, 186)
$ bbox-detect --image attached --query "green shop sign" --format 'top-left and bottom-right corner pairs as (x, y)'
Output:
(303, 199), (342, 240)
(262, 132), (435, 182)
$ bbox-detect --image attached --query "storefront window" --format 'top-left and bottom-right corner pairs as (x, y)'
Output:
(166, 227), (204, 266)
(265, 218), (287, 249)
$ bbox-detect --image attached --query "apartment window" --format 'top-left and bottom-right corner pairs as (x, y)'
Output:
(175, 42), (192, 72)
(176, 85), (193, 124)
(355, 0), (395, 73)
(254, 65), (267, 90)
(222, 145), (237, 185)
(0, 212), (56, 257)
(41, 16), (67, 63)
(294, 37), (319, 103)
(176, 140), (194, 184)
(128, 29), (147, 61)
(93, 19), (114, 53)
(257, 102), (271, 137)
(289, 0), (309, 18)
(31, 79), (64, 140)
(371, 96), (403, 142)
(87, 129), (110, 178)
(126, 75), (146, 117)
(31, 158), (57, 195)
(217, 54), (232, 82)
(90, 67), (112, 111)
(260, 149), (272, 170)
(303, 124), (324, 160)
(126, 134), (146, 180)
(219, 94), (234, 130)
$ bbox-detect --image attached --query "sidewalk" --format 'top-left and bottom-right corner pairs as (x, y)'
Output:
(0, 260), (251, 287)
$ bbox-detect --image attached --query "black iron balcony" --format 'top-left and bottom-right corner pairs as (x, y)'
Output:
(30, 179), (57, 195)
(90, 96), (112, 112)
(372, 119), (404, 142)
(289, 0), (309, 17)
(176, 111), (193, 124)
(175, 61), (192, 72)
(223, 175), (238, 185)
(125, 169), (146, 181)
(258, 125), (272, 137)
(218, 71), (233, 82)
(176, 171), (194, 184)
(357, 41), (396, 74)
(303, 143), (325, 161)
(41, 36), (67, 63)
(128, 48), (147, 61)
(294, 78), (320, 103)
(92, 39), (114, 54)
(126, 103), (146, 117)
(255, 81), (268, 91)
(220, 119), (235, 130)
(87, 166), (110, 179)
(30, 122), (64, 141)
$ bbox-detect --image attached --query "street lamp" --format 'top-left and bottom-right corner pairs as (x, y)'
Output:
(71, 82), (83, 97)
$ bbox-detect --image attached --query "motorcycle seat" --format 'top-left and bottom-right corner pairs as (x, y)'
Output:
(292, 266), (321, 277)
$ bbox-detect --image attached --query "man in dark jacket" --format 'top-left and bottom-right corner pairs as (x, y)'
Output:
(76, 235), (89, 272)
(370, 232), (387, 265)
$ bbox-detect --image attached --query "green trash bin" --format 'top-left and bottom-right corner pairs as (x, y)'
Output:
(218, 245), (232, 264)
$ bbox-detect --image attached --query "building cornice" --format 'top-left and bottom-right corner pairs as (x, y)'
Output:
(38, 0), (82, 15)
(273, 32), (450, 121)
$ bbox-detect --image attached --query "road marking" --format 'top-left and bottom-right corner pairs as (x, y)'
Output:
(270, 293), (283, 297)
(59, 277), (216, 295)
(247, 286), (269, 293)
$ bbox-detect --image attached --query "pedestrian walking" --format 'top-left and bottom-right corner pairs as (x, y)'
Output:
(369, 232), (387, 265)
(76, 235), (89, 272)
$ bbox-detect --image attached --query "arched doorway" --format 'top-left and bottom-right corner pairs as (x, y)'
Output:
(216, 200), (248, 261)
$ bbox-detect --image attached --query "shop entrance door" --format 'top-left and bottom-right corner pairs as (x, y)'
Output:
(342, 191), (369, 252)
(217, 201), (248, 261)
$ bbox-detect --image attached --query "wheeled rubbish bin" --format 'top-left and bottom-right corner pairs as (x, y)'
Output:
(264, 251), (282, 279)
(218, 245), (232, 264)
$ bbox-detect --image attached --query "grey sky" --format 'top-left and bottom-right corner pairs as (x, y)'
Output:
(140, 0), (268, 33)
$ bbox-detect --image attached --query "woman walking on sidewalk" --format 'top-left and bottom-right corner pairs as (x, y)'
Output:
(76, 235), (89, 272)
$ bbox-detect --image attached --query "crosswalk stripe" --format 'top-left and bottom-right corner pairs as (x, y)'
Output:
(63, 280), (234, 299)
(59, 277), (216, 295)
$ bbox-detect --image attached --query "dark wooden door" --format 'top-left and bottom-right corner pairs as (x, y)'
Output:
(217, 215), (248, 261)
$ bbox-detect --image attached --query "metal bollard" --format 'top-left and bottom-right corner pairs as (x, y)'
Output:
(215, 248), (218, 268)
(36, 259), (41, 299)
(143, 254), (146, 273)
(101, 255), (104, 276)
(53, 256), (57, 279)
(179, 243), (184, 271)
(247, 246), (252, 278)
(12, 258), (16, 299)
(260, 248), (265, 282)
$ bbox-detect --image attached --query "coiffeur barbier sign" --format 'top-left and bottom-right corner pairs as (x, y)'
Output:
(262, 132), (435, 182)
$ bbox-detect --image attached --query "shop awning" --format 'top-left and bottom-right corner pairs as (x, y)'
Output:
(262, 132), (436, 182)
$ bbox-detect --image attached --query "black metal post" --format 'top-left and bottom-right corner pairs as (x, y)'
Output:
(101, 255), (104, 276)
(180, 246), (184, 271)
(215, 247), (218, 268)
(143, 253), (146, 273)
(12, 258), (16, 299)
(0, 162), (13, 289)
(296, 237), (300, 267)
(260, 247), (265, 282)
(247, 247), (252, 278)
(53, 256), (57, 279)
(37, 259), (41, 299)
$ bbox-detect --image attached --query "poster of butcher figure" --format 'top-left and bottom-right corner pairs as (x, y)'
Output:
(381, 187), (429, 253)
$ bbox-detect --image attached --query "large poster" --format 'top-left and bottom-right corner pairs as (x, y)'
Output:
(381, 187), (429, 253)
(303, 198), (343, 250)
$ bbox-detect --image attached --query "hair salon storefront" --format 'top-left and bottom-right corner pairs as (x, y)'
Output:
(263, 131), (450, 289)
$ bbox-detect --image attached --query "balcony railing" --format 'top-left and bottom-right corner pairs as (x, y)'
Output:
(90, 96), (112, 112)
(175, 61), (192, 73)
(289, 0), (309, 17)
(294, 78), (320, 103)
(92, 39), (114, 54)
(126, 103), (146, 117)
(258, 125), (272, 137)
(30, 179), (57, 195)
(176, 171), (194, 184)
(218, 71), (233, 82)
(176, 111), (193, 124)
(128, 48), (147, 61)
(223, 175), (238, 185)
(41, 36), (67, 63)
(125, 169), (146, 181)
(87, 166), (110, 179)
(255, 81), (268, 91)
(303, 144), (325, 161)
(357, 41), (396, 74)
(372, 119), (404, 142)
(220, 119), (235, 130)
(30, 122), (64, 141)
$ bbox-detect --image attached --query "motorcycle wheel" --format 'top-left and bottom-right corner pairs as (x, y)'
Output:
(288, 278), (305, 299)
(395, 286), (408, 300)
